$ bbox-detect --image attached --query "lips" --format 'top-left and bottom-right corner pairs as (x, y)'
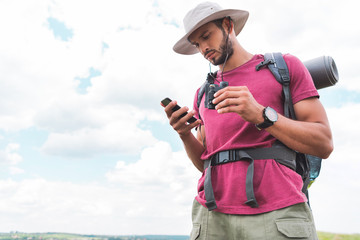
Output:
(205, 50), (216, 60)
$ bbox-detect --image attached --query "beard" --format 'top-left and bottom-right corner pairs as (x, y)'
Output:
(212, 34), (234, 66)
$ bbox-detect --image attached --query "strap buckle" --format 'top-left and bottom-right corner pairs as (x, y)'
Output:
(255, 59), (274, 71)
(205, 200), (217, 211)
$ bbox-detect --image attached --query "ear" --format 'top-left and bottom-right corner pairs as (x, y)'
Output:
(222, 17), (234, 34)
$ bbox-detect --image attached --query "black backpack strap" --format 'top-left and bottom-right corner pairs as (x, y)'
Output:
(204, 151), (258, 210)
(257, 53), (316, 204)
(203, 144), (296, 210)
(256, 53), (295, 119)
(197, 71), (218, 114)
(203, 160), (217, 210)
(196, 82), (207, 116)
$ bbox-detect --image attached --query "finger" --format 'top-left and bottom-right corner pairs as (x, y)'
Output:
(169, 106), (190, 125)
(214, 85), (249, 97)
(164, 100), (178, 118)
(216, 104), (239, 114)
(180, 119), (202, 134)
(172, 116), (192, 132)
(215, 98), (238, 111)
(182, 110), (200, 125)
(213, 85), (242, 97)
(173, 106), (190, 119)
(172, 111), (201, 131)
(213, 86), (229, 98)
(213, 87), (243, 103)
(213, 90), (240, 106)
(215, 86), (253, 106)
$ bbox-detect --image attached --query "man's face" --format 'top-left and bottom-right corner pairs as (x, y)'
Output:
(188, 21), (233, 66)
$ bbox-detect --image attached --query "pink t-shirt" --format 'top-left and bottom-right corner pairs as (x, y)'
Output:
(193, 54), (319, 214)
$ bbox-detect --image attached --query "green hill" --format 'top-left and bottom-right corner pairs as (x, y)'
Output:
(318, 232), (360, 240)
(1, 232), (359, 240)
(0, 232), (189, 240)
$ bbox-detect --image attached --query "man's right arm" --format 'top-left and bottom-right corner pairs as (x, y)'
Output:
(180, 124), (206, 172)
(162, 100), (205, 172)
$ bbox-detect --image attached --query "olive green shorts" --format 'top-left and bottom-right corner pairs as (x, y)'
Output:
(190, 200), (318, 240)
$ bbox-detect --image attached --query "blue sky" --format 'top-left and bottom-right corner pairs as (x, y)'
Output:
(47, 17), (73, 41)
(0, 0), (360, 236)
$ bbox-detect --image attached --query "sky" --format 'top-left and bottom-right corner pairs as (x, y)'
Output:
(0, 0), (359, 236)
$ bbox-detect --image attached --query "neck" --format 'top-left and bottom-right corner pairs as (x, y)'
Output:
(219, 42), (253, 72)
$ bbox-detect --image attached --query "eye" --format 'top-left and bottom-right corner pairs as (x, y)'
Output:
(202, 34), (210, 40)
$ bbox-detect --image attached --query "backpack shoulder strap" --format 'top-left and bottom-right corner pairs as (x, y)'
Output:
(197, 71), (218, 113)
(197, 81), (207, 112)
(256, 52), (296, 119)
(257, 53), (322, 198)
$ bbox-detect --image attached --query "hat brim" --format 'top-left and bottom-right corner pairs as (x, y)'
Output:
(173, 9), (249, 55)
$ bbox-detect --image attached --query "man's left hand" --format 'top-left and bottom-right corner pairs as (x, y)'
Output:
(213, 86), (264, 124)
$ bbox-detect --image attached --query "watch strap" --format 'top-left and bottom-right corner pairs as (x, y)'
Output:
(255, 120), (273, 130)
(255, 107), (277, 130)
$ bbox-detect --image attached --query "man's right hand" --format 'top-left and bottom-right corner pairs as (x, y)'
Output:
(161, 100), (201, 137)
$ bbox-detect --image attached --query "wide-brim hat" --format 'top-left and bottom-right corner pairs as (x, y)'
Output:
(173, 2), (249, 55)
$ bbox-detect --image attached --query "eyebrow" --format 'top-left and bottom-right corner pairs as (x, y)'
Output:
(199, 30), (209, 39)
(188, 29), (209, 45)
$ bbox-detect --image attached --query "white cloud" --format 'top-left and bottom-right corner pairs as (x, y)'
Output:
(0, 0), (359, 236)
(309, 104), (360, 233)
(9, 167), (25, 175)
(1, 0), (359, 131)
(106, 141), (199, 191)
(0, 143), (23, 166)
(0, 144), (24, 175)
(0, 178), (116, 233)
(41, 119), (157, 158)
(105, 141), (200, 234)
(0, 0), (204, 157)
(326, 104), (360, 157)
(0, 1), (87, 131)
(0, 142), (200, 235)
(35, 94), (160, 157)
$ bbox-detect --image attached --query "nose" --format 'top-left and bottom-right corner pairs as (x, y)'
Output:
(199, 43), (210, 56)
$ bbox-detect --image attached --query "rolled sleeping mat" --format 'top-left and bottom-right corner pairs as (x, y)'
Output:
(303, 56), (339, 90)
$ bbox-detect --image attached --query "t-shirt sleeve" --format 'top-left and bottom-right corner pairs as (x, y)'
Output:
(284, 54), (319, 104)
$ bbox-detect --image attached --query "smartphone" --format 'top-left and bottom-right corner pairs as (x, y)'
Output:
(161, 97), (197, 124)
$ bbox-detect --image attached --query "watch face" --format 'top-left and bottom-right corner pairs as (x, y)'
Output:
(265, 107), (278, 122)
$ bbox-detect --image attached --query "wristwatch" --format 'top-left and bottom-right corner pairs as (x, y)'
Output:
(255, 106), (278, 130)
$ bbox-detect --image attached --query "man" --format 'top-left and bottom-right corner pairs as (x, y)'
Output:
(162, 2), (333, 239)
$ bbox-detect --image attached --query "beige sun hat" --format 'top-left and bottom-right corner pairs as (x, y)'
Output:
(173, 2), (249, 55)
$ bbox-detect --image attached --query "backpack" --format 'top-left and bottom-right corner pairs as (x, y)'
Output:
(197, 53), (326, 206)
(255, 52), (323, 199)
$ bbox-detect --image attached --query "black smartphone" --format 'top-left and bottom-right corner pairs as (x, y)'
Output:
(161, 97), (197, 124)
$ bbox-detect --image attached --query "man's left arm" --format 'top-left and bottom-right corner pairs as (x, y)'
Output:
(213, 86), (333, 159)
(266, 97), (333, 159)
